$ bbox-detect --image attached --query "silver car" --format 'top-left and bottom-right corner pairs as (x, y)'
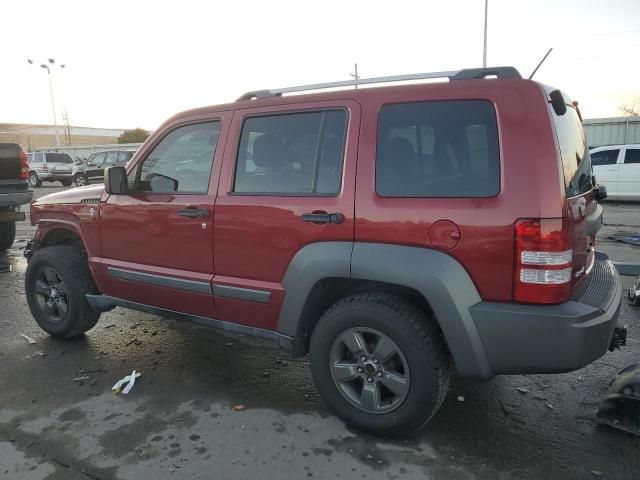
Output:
(27, 152), (75, 187)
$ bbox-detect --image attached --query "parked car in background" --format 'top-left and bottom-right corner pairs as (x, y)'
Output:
(27, 152), (75, 187)
(0, 143), (33, 250)
(591, 144), (640, 200)
(72, 150), (136, 187)
(24, 67), (621, 436)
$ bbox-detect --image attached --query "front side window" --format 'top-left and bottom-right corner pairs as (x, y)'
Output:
(234, 110), (347, 195)
(105, 151), (120, 164)
(134, 121), (220, 194)
(624, 148), (640, 164)
(91, 153), (106, 166)
(376, 100), (500, 197)
(591, 149), (619, 166)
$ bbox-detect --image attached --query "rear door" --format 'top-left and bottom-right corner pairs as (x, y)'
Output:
(212, 101), (359, 331)
(591, 148), (621, 197)
(617, 147), (640, 199)
(98, 117), (228, 318)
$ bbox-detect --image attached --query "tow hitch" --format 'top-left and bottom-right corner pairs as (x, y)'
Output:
(609, 326), (628, 352)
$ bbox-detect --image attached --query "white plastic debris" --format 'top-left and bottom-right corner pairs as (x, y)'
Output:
(112, 370), (141, 395)
(20, 334), (36, 344)
(457, 396), (465, 402)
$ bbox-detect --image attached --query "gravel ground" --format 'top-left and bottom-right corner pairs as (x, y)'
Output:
(1, 185), (639, 480)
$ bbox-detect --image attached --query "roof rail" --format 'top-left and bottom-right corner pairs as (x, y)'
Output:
(237, 66), (521, 101)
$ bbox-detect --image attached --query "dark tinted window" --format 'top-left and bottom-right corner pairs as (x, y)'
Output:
(135, 122), (220, 194)
(591, 149), (619, 166)
(550, 104), (592, 197)
(376, 100), (500, 197)
(624, 148), (640, 164)
(234, 110), (347, 195)
(47, 153), (73, 164)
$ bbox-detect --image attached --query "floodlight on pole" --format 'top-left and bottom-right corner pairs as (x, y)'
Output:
(28, 58), (66, 147)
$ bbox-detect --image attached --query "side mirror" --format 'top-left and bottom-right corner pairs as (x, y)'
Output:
(595, 184), (607, 201)
(104, 166), (128, 195)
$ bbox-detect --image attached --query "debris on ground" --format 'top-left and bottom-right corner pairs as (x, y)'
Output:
(20, 333), (36, 344)
(72, 376), (90, 383)
(515, 387), (529, 394)
(498, 400), (511, 416)
(125, 338), (141, 347)
(608, 233), (640, 246)
(533, 394), (547, 401)
(591, 470), (604, 477)
(25, 351), (45, 359)
(457, 395), (465, 402)
(545, 403), (555, 410)
(103, 324), (116, 329)
(112, 370), (141, 395)
(297, 426), (309, 432)
(232, 404), (246, 411)
(597, 363), (640, 437)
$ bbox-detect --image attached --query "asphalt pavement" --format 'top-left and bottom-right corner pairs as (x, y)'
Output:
(1, 185), (639, 480)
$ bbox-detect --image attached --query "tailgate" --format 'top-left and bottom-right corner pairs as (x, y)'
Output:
(0, 144), (22, 180)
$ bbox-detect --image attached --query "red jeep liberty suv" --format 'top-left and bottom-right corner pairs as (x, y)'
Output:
(24, 67), (622, 435)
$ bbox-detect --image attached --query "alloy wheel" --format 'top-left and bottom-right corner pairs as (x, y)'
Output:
(329, 327), (410, 414)
(33, 266), (69, 323)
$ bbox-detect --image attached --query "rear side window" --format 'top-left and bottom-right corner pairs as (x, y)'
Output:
(550, 103), (592, 197)
(46, 153), (73, 164)
(624, 149), (640, 164)
(591, 149), (619, 166)
(376, 100), (500, 197)
(234, 110), (347, 195)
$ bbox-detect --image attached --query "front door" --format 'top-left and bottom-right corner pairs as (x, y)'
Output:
(98, 118), (226, 318)
(86, 152), (107, 182)
(213, 101), (360, 331)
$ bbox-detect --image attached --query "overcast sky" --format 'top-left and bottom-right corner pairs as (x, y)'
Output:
(1, 0), (639, 130)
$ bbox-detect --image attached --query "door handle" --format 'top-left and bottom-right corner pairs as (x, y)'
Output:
(177, 208), (209, 219)
(302, 212), (344, 224)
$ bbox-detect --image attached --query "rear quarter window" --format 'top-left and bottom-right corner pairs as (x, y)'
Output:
(549, 101), (592, 197)
(376, 100), (500, 197)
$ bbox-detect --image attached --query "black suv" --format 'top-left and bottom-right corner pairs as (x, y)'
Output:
(72, 150), (135, 187)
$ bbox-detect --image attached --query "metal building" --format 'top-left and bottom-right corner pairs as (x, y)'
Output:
(583, 116), (640, 148)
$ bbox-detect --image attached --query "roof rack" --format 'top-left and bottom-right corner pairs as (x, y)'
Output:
(237, 66), (521, 101)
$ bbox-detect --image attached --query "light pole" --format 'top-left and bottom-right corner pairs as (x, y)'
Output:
(482, 0), (488, 67)
(27, 58), (66, 147)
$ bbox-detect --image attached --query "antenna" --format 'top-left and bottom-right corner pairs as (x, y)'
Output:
(528, 48), (553, 79)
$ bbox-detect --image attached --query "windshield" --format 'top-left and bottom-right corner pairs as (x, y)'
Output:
(46, 153), (74, 164)
(549, 99), (593, 197)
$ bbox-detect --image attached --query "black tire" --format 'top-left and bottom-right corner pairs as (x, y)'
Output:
(61, 180), (72, 187)
(310, 293), (451, 436)
(29, 172), (42, 187)
(0, 220), (16, 251)
(25, 245), (100, 338)
(73, 174), (88, 187)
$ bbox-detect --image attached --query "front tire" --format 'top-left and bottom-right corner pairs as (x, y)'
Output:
(25, 245), (101, 338)
(73, 174), (88, 187)
(310, 293), (451, 436)
(0, 220), (16, 251)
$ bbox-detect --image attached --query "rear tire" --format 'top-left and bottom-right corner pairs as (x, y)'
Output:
(0, 220), (16, 251)
(25, 245), (101, 338)
(310, 293), (451, 436)
(29, 172), (42, 187)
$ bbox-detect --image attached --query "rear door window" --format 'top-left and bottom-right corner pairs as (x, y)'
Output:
(624, 148), (640, 164)
(233, 109), (347, 195)
(591, 149), (619, 166)
(46, 153), (73, 164)
(376, 100), (500, 197)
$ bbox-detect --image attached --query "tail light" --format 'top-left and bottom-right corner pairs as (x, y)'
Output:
(19, 150), (29, 179)
(514, 218), (573, 304)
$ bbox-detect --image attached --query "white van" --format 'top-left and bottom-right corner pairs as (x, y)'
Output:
(591, 144), (640, 200)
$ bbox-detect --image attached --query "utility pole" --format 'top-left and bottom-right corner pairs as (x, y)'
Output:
(350, 63), (360, 89)
(62, 110), (72, 146)
(483, 0), (488, 67)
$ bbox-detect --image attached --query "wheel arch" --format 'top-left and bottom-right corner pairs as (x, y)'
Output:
(278, 242), (493, 379)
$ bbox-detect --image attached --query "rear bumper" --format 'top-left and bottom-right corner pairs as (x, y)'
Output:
(38, 172), (73, 181)
(471, 252), (622, 375)
(0, 190), (33, 208)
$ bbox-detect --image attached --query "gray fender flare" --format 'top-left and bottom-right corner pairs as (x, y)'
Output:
(278, 242), (493, 379)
